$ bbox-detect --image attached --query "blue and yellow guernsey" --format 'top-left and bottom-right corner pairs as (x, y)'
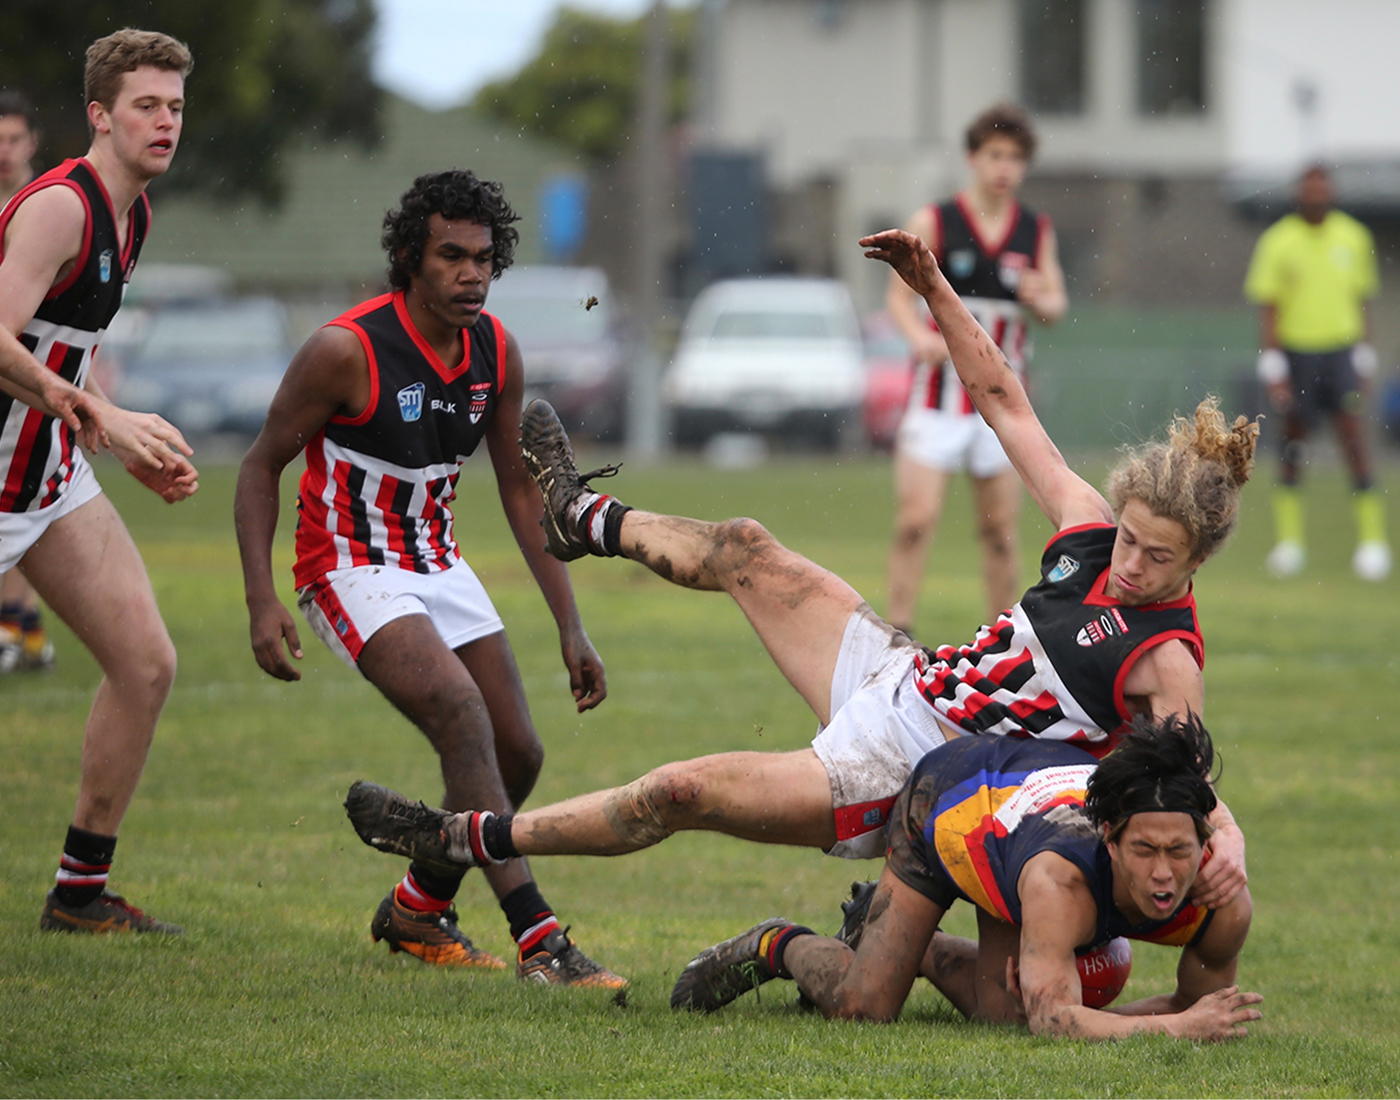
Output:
(887, 735), (1211, 950)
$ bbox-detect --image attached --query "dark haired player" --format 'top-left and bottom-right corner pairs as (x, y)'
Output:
(672, 715), (1262, 1042)
(886, 102), (1067, 629)
(1, 30), (200, 935)
(235, 169), (623, 987)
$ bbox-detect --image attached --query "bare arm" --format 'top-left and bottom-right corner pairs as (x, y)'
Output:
(1017, 220), (1068, 325)
(1017, 855), (1261, 1041)
(486, 325), (606, 712)
(885, 206), (949, 368)
(863, 228), (1110, 531)
(234, 325), (367, 681)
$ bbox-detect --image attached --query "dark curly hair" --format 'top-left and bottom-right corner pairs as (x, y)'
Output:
(1086, 713), (1218, 844)
(381, 169), (520, 291)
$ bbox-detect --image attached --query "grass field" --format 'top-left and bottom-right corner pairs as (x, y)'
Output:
(2, 445), (1398, 1098)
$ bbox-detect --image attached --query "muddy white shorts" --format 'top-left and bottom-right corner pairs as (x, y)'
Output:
(298, 557), (504, 669)
(896, 406), (1012, 478)
(0, 454), (103, 572)
(811, 605), (951, 859)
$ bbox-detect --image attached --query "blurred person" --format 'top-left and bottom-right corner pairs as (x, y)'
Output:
(670, 714), (1262, 1041)
(1245, 163), (1389, 581)
(885, 103), (1067, 633)
(0, 30), (200, 934)
(0, 91), (56, 673)
(235, 170), (624, 988)
(345, 228), (1254, 924)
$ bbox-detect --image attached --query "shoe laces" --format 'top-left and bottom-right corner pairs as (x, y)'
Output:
(578, 463), (622, 486)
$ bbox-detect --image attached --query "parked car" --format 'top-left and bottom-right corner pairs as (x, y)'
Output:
(108, 295), (295, 438)
(484, 265), (628, 442)
(665, 277), (865, 450)
(861, 311), (913, 450)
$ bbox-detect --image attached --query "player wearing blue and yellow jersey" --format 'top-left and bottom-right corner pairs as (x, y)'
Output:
(673, 715), (1261, 1043)
(1245, 164), (1388, 581)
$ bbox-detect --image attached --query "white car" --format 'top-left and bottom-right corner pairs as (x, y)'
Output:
(665, 277), (866, 450)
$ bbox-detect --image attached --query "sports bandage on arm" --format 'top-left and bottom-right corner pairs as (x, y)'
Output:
(1352, 343), (1379, 379)
(1255, 348), (1288, 385)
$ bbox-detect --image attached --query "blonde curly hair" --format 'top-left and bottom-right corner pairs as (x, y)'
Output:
(1105, 396), (1260, 561)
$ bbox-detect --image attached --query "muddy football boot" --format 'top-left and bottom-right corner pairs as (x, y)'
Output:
(517, 926), (628, 989)
(670, 917), (795, 1012)
(344, 780), (475, 872)
(370, 892), (505, 968)
(40, 888), (183, 935)
(518, 399), (620, 561)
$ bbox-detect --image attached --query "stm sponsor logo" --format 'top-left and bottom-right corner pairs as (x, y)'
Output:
(1047, 554), (1079, 583)
(1076, 608), (1129, 647)
(397, 382), (425, 422)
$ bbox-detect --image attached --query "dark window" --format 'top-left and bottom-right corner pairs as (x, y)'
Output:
(1019, 0), (1088, 115)
(1137, 0), (1207, 115)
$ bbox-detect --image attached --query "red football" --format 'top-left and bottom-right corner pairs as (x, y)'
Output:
(1077, 937), (1133, 1008)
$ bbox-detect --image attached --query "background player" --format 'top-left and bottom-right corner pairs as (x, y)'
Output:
(344, 227), (1254, 916)
(0, 89), (56, 673)
(235, 169), (623, 988)
(0, 30), (200, 934)
(885, 102), (1067, 631)
(1245, 163), (1389, 581)
(671, 714), (1262, 1042)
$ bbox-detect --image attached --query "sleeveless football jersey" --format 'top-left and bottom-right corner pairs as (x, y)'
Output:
(909, 195), (1049, 415)
(293, 291), (507, 588)
(899, 734), (1210, 948)
(911, 524), (1203, 754)
(0, 158), (149, 513)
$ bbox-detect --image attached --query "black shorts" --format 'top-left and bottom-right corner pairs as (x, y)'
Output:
(1286, 346), (1361, 428)
(883, 739), (988, 911)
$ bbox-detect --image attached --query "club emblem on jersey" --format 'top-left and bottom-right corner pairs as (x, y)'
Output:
(948, 249), (976, 279)
(998, 251), (1029, 291)
(98, 249), (114, 284)
(469, 393), (489, 424)
(1076, 608), (1129, 647)
(1047, 554), (1080, 583)
(397, 382), (425, 422)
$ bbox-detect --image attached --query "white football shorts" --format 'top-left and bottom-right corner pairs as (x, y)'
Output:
(896, 406), (1012, 478)
(298, 557), (504, 668)
(0, 454), (103, 572)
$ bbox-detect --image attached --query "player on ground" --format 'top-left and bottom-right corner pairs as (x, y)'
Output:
(670, 714), (1262, 1041)
(886, 102), (1066, 630)
(0, 30), (200, 934)
(346, 227), (1255, 915)
(0, 90), (57, 673)
(1245, 163), (1389, 581)
(235, 170), (623, 988)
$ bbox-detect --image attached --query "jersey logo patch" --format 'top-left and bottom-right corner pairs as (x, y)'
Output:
(1047, 554), (1080, 583)
(469, 393), (489, 424)
(397, 382), (425, 422)
(998, 251), (1030, 291)
(948, 249), (976, 279)
(98, 249), (114, 284)
(1076, 608), (1129, 647)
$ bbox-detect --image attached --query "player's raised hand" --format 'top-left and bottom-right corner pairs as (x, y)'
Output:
(861, 229), (943, 297)
(1177, 986), (1263, 1041)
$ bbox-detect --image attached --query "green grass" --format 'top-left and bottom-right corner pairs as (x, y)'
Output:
(1, 446), (1398, 1097)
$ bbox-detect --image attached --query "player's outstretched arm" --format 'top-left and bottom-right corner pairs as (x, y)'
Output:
(1017, 855), (1261, 1041)
(486, 326), (606, 712)
(235, 326), (364, 681)
(862, 229), (1109, 532)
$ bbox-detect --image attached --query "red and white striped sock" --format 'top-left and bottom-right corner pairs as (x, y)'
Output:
(53, 825), (116, 908)
(516, 914), (562, 956)
(395, 870), (452, 914)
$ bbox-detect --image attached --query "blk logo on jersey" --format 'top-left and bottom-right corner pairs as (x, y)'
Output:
(397, 382), (425, 422)
(1047, 554), (1080, 583)
(98, 249), (114, 284)
(947, 249), (977, 279)
(430, 399), (456, 414)
(1076, 608), (1129, 647)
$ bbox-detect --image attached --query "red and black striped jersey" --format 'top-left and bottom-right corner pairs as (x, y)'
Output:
(909, 195), (1050, 415)
(293, 291), (507, 588)
(0, 158), (149, 513)
(912, 524), (1203, 754)
(898, 734), (1211, 947)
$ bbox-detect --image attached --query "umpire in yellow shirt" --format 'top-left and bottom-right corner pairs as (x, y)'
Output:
(1245, 163), (1388, 581)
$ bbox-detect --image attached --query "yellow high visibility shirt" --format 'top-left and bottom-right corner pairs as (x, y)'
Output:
(1243, 210), (1378, 352)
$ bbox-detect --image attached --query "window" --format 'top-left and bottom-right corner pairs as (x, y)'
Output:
(1137, 0), (1207, 115)
(1019, 0), (1088, 115)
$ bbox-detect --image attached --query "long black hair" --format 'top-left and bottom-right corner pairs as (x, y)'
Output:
(1085, 713), (1218, 843)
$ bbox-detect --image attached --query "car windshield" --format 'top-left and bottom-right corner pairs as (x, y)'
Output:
(487, 291), (610, 343)
(706, 310), (837, 341)
(138, 300), (288, 359)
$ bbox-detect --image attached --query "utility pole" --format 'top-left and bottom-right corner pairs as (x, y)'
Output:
(627, 0), (670, 459)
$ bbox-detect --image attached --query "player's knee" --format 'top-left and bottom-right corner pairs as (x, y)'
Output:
(827, 985), (898, 1023)
(709, 517), (775, 571)
(500, 736), (545, 807)
(131, 633), (177, 705)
